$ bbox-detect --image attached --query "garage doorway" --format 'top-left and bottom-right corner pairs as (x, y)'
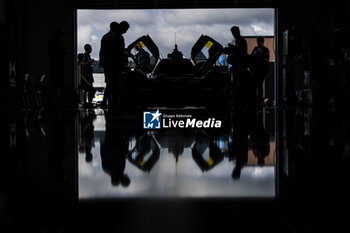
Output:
(76, 8), (275, 106)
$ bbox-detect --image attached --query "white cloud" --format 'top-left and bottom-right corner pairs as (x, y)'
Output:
(252, 25), (263, 33)
(91, 35), (99, 41)
(251, 22), (274, 35)
(77, 25), (94, 52)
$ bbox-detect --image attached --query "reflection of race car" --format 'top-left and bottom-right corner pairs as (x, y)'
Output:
(127, 130), (225, 173)
(192, 131), (224, 172)
(92, 90), (104, 106)
(122, 35), (231, 107)
(128, 132), (160, 172)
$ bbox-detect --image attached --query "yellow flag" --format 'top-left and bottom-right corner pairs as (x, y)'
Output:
(205, 41), (213, 48)
(206, 157), (214, 166)
(140, 159), (146, 166)
(137, 41), (145, 49)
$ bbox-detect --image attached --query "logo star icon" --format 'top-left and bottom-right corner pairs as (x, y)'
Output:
(151, 110), (161, 122)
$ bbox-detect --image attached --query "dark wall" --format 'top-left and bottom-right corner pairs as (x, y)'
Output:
(277, 1), (350, 106)
(0, 0), (6, 84)
(0, 0), (5, 23)
(1, 0), (21, 91)
(21, 0), (75, 86)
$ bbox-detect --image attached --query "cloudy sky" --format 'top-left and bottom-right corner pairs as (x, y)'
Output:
(77, 8), (274, 59)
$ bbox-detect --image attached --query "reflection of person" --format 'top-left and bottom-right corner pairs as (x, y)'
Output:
(231, 123), (248, 179)
(78, 110), (96, 163)
(79, 44), (96, 107)
(230, 110), (255, 179)
(100, 118), (130, 187)
(232, 146), (248, 180)
(251, 112), (270, 166)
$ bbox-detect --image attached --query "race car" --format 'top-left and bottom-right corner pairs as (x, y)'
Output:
(121, 35), (231, 107)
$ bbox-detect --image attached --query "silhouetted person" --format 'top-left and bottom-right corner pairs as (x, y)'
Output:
(79, 44), (96, 108)
(77, 53), (84, 100)
(252, 37), (270, 62)
(229, 26), (248, 57)
(135, 45), (151, 73)
(99, 21), (130, 109)
(229, 55), (257, 109)
(48, 27), (67, 106)
(114, 20), (130, 107)
(99, 22), (118, 108)
(251, 37), (270, 104)
(225, 26), (257, 108)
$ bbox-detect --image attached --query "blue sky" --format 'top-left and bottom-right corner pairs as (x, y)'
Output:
(77, 8), (274, 59)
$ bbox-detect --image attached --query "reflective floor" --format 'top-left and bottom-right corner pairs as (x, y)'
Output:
(78, 108), (275, 199)
(1, 106), (350, 232)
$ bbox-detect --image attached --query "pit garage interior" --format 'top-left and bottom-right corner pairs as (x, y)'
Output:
(1, 1), (350, 233)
